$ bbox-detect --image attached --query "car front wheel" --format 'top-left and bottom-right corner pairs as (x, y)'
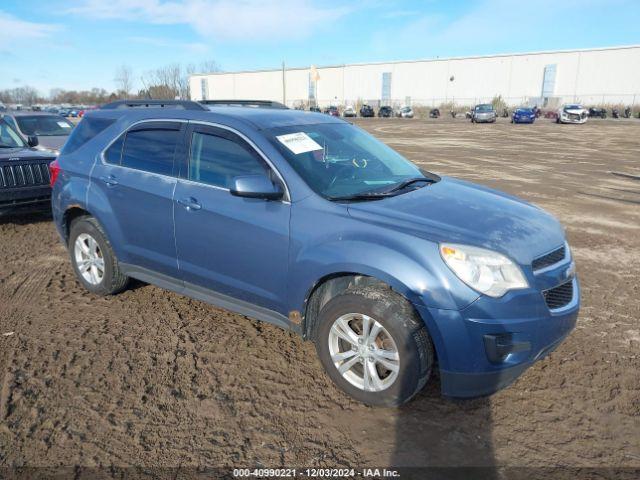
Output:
(315, 285), (434, 407)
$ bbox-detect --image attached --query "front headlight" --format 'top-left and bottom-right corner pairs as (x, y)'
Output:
(440, 243), (528, 297)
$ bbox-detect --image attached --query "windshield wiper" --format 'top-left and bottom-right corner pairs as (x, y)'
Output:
(327, 191), (395, 202)
(382, 177), (436, 194)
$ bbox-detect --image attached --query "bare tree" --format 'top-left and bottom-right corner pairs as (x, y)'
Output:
(139, 62), (213, 100)
(114, 65), (134, 98)
(199, 60), (221, 73)
(0, 86), (42, 105)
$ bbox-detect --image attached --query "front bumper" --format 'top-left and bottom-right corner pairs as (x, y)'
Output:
(560, 114), (587, 124)
(414, 276), (580, 398)
(513, 116), (535, 123)
(474, 115), (496, 123)
(0, 186), (51, 215)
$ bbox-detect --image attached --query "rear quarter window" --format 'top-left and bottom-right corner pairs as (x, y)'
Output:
(61, 117), (116, 154)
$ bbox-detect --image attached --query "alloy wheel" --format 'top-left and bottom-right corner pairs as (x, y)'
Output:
(328, 313), (400, 392)
(74, 233), (105, 285)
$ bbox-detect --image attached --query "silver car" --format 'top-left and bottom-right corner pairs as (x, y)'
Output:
(556, 104), (588, 124)
(471, 104), (497, 123)
(1, 111), (75, 155)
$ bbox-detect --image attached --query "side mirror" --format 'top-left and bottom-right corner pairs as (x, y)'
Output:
(27, 135), (39, 147)
(230, 175), (284, 201)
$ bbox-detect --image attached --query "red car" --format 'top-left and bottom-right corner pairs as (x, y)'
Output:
(324, 106), (340, 117)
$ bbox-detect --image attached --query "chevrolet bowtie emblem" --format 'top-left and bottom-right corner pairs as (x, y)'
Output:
(565, 262), (576, 280)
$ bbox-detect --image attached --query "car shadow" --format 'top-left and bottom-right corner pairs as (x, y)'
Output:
(388, 372), (497, 479)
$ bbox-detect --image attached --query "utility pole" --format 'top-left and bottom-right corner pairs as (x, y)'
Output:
(282, 61), (286, 106)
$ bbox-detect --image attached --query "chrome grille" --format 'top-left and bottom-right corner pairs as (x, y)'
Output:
(0, 163), (51, 189)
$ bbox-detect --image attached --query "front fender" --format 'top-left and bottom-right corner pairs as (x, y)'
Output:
(288, 237), (479, 314)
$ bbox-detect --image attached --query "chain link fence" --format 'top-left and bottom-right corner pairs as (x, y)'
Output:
(287, 93), (640, 117)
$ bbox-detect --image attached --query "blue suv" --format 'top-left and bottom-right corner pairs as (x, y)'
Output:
(51, 100), (579, 406)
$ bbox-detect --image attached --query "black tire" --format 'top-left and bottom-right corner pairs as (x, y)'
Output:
(314, 285), (434, 407)
(68, 216), (129, 295)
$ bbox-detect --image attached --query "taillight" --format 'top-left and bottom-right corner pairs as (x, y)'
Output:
(49, 159), (61, 187)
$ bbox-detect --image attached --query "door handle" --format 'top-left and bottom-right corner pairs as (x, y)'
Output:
(100, 175), (119, 187)
(177, 197), (202, 211)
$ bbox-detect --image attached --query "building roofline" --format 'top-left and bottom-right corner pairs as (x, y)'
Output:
(190, 44), (640, 77)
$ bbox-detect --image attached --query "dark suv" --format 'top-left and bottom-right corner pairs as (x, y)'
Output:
(359, 105), (374, 117)
(52, 100), (579, 406)
(1, 119), (55, 215)
(378, 106), (394, 118)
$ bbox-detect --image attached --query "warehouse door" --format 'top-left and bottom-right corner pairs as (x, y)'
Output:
(382, 72), (392, 106)
(541, 64), (557, 107)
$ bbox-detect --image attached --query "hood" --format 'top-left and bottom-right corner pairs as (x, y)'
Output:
(34, 135), (67, 150)
(347, 177), (565, 265)
(563, 107), (586, 114)
(0, 146), (57, 161)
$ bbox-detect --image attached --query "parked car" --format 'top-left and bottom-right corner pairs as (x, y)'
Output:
(429, 108), (440, 118)
(556, 104), (588, 124)
(343, 106), (357, 118)
(588, 107), (607, 119)
(0, 119), (56, 216)
(51, 99), (579, 406)
(378, 106), (393, 118)
(309, 106), (321, 113)
(396, 106), (414, 118)
(359, 105), (375, 118)
(324, 106), (340, 117)
(1, 111), (75, 155)
(511, 107), (536, 124)
(471, 104), (496, 123)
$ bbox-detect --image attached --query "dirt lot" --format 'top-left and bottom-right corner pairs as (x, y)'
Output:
(1, 117), (639, 476)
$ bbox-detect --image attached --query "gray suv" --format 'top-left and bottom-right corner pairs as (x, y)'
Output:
(471, 104), (496, 123)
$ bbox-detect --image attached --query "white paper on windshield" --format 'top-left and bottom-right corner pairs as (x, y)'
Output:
(276, 132), (323, 155)
(57, 121), (71, 128)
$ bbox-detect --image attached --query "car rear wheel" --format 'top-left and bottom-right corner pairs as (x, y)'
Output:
(69, 216), (129, 295)
(315, 285), (434, 407)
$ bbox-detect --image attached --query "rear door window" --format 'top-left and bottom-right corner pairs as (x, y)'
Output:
(120, 122), (182, 176)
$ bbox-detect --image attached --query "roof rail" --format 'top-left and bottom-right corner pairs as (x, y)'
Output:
(200, 100), (288, 109)
(100, 100), (207, 111)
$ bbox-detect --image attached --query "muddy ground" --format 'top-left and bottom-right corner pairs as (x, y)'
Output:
(0, 117), (639, 476)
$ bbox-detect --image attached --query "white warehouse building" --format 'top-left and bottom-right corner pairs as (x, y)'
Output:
(189, 45), (640, 109)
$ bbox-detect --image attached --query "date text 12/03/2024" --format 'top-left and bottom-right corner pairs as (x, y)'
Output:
(232, 468), (400, 478)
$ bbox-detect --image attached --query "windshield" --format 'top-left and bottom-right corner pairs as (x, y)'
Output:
(0, 120), (27, 148)
(267, 123), (423, 199)
(475, 104), (493, 112)
(516, 108), (533, 113)
(15, 115), (74, 136)
(565, 105), (583, 110)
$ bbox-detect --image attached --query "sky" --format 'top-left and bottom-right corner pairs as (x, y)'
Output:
(1, 0), (639, 96)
